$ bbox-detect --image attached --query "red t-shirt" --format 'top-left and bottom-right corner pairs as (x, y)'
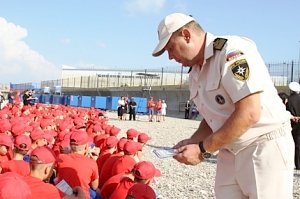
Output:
(0, 160), (30, 176)
(0, 155), (10, 164)
(23, 175), (64, 199)
(57, 153), (99, 199)
(109, 177), (135, 199)
(147, 100), (155, 109)
(99, 153), (122, 189)
(100, 173), (124, 199)
(96, 150), (113, 176)
(111, 155), (136, 177)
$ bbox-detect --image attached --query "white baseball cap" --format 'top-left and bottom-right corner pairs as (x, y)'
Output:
(152, 13), (195, 57)
(289, 82), (300, 92)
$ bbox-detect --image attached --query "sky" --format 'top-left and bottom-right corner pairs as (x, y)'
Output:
(0, 0), (299, 84)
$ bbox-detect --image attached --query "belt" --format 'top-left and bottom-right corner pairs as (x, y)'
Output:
(225, 121), (291, 154)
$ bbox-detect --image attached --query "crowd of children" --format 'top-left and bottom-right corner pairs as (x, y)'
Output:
(0, 101), (160, 199)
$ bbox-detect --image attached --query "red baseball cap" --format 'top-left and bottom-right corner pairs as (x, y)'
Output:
(0, 120), (11, 133)
(126, 128), (139, 139)
(124, 140), (139, 155)
(117, 137), (128, 151)
(30, 146), (57, 164)
(110, 126), (121, 136)
(14, 135), (32, 150)
(0, 172), (31, 199)
(133, 161), (161, 180)
(105, 136), (119, 148)
(30, 128), (46, 141)
(138, 133), (151, 144)
(127, 183), (156, 199)
(0, 133), (13, 148)
(70, 131), (89, 145)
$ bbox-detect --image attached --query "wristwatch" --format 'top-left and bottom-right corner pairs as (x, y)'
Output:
(198, 141), (211, 159)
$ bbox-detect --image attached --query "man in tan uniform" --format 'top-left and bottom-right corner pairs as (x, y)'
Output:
(152, 13), (294, 199)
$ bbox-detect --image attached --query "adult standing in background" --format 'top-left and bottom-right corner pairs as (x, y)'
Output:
(7, 90), (14, 104)
(184, 100), (191, 119)
(161, 100), (167, 121)
(129, 97), (137, 121)
(147, 97), (155, 122)
(0, 91), (5, 109)
(287, 82), (300, 170)
(152, 13), (294, 199)
(22, 89), (33, 106)
(117, 96), (125, 120)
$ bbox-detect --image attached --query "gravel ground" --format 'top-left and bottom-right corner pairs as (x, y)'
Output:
(105, 111), (300, 199)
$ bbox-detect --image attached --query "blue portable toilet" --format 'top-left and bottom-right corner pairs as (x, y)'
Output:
(66, 95), (79, 107)
(95, 96), (107, 109)
(135, 97), (148, 113)
(106, 96), (119, 111)
(80, 96), (92, 108)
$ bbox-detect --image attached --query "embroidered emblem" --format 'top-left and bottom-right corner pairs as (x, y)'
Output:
(230, 59), (250, 81)
(226, 50), (244, 62)
(215, 95), (225, 105)
(213, 38), (227, 50)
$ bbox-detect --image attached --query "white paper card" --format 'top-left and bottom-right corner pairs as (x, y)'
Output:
(56, 179), (73, 195)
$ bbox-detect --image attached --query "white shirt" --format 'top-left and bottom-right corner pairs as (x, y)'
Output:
(189, 33), (290, 145)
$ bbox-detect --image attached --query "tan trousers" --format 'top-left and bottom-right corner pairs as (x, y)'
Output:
(215, 125), (295, 199)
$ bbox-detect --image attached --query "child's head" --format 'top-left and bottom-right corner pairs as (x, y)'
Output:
(0, 145), (9, 156)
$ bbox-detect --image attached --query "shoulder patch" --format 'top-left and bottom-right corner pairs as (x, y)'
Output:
(213, 38), (227, 50)
(230, 59), (249, 81)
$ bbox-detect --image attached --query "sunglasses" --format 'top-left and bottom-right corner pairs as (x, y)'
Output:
(18, 143), (28, 150)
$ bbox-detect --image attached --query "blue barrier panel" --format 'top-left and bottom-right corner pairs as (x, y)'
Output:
(134, 97), (148, 113)
(52, 95), (64, 105)
(95, 96), (107, 109)
(81, 96), (92, 108)
(91, 96), (96, 108)
(66, 95), (79, 107)
(106, 96), (119, 111)
(41, 94), (52, 104)
(34, 94), (41, 103)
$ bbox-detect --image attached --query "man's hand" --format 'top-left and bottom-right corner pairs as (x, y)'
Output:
(173, 138), (198, 149)
(173, 144), (203, 165)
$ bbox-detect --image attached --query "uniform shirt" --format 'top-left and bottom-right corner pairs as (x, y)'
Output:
(57, 153), (99, 199)
(0, 155), (9, 163)
(109, 177), (135, 199)
(100, 173), (124, 199)
(23, 175), (64, 199)
(99, 153), (122, 189)
(0, 160), (30, 176)
(96, 150), (113, 178)
(189, 33), (290, 151)
(111, 155), (136, 177)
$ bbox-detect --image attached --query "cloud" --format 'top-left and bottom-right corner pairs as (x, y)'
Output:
(124, 0), (165, 15)
(0, 17), (60, 84)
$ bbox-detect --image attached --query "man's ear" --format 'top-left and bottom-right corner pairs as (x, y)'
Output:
(180, 28), (191, 43)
